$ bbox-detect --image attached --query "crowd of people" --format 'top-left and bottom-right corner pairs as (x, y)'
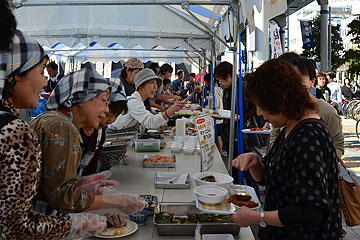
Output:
(0, 0), (345, 239)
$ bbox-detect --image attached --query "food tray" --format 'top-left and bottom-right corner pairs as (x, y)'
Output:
(241, 129), (271, 135)
(102, 142), (127, 153)
(154, 203), (240, 236)
(142, 155), (176, 168)
(139, 195), (158, 212)
(105, 132), (137, 145)
(154, 172), (191, 189)
(196, 184), (261, 215)
(135, 139), (160, 152)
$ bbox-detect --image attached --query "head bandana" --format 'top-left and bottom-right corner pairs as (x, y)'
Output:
(46, 68), (111, 120)
(108, 78), (127, 103)
(1, 30), (46, 99)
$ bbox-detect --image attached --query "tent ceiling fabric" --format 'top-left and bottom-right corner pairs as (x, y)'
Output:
(44, 43), (200, 64)
(13, 0), (231, 59)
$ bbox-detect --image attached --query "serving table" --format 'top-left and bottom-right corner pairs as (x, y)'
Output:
(87, 139), (255, 240)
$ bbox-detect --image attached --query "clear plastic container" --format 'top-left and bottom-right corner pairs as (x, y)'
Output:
(135, 139), (161, 152)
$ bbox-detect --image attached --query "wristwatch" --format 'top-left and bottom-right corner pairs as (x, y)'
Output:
(259, 211), (267, 227)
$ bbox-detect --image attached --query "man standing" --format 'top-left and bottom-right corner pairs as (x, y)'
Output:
(170, 70), (185, 97)
(45, 61), (63, 93)
(183, 73), (201, 103)
(327, 72), (342, 114)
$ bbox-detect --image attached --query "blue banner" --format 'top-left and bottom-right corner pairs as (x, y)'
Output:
(300, 20), (315, 49)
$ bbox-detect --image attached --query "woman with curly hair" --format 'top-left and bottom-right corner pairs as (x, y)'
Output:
(231, 58), (341, 240)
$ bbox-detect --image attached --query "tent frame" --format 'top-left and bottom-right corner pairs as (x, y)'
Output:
(17, 0), (242, 175)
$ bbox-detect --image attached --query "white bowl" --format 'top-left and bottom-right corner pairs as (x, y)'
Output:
(194, 185), (227, 204)
(193, 172), (233, 189)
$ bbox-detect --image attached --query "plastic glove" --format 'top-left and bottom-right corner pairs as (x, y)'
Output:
(78, 179), (118, 195)
(68, 213), (107, 238)
(78, 170), (112, 186)
(100, 188), (148, 215)
(104, 212), (127, 228)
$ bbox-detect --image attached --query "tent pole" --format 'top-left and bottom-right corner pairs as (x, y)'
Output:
(186, 41), (211, 63)
(20, 0), (231, 7)
(184, 52), (201, 69)
(182, 4), (231, 49)
(161, 5), (209, 35)
(227, 2), (239, 173)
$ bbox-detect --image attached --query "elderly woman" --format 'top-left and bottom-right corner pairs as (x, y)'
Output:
(109, 68), (186, 131)
(231, 59), (341, 240)
(269, 54), (344, 157)
(79, 78), (128, 176)
(119, 57), (144, 96)
(30, 68), (147, 216)
(0, 29), (106, 239)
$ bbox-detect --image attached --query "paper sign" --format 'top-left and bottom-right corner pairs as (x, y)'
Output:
(270, 23), (283, 59)
(195, 113), (215, 171)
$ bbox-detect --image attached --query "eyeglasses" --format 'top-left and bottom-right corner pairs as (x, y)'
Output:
(95, 96), (110, 106)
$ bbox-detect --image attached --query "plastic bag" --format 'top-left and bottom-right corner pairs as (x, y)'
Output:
(100, 187), (148, 215)
(67, 213), (106, 239)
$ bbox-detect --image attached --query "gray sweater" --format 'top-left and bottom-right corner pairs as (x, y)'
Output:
(270, 99), (344, 157)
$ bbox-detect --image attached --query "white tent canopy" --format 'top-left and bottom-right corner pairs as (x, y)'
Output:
(44, 42), (200, 64)
(13, 0), (234, 61)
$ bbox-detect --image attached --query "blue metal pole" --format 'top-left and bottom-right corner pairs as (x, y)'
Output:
(211, 62), (217, 144)
(237, 15), (244, 185)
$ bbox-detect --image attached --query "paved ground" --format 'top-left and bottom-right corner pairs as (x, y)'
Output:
(339, 116), (360, 239)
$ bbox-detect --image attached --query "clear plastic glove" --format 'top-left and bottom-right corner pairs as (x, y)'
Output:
(78, 170), (112, 186)
(100, 188), (148, 215)
(78, 179), (118, 195)
(78, 171), (118, 194)
(68, 213), (106, 238)
(104, 212), (127, 228)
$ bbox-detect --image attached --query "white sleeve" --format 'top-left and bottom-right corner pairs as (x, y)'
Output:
(337, 85), (342, 109)
(129, 98), (167, 129)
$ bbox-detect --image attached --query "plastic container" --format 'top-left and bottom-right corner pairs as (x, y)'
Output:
(135, 139), (161, 152)
(202, 234), (234, 240)
(129, 209), (150, 225)
(193, 172), (233, 189)
(170, 144), (182, 153)
(194, 185), (227, 204)
(183, 147), (195, 155)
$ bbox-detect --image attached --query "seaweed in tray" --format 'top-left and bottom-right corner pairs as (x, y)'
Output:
(155, 213), (233, 224)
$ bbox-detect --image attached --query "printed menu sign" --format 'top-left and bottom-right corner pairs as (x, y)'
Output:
(195, 113), (215, 171)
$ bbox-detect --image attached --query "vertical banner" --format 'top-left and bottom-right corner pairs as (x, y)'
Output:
(300, 20), (315, 49)
(270, 24), (283, 59)
(195, 114), (215, 171)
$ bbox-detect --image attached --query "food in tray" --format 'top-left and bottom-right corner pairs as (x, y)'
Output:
(200, 175), (216, 182)
(143, 155), (175, 163)
(97, 226), (129, 237)
(226, 194), (259, 208)
(171, 113), (192, 118)
(212, 111), (219, 115)
(185, 122), (197, 136)
(169, 180), (190, 184)
(250, 128), (265, 131)
(155, 212), (233, 224)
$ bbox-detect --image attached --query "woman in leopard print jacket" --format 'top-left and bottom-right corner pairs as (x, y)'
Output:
(0, 29), (106, 239)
